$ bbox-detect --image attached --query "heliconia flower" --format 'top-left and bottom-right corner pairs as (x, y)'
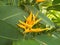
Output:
(36, 0), (45, 3)
(17, 12), (50, 34)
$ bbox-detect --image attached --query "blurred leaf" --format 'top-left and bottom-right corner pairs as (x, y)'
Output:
(38, 12), (55, 28)
(13, 39), (40, 45)
(0, 0), (10, 5)
(53, 0), (60, 5)
(35, 32), (60, 45)
(0, 20), (22, 40)
(0, 6), (28, 40)
(47, 5), (60, 11)
(13, 31), (60, 45)
(0, 0), (18, 6)
(0, 37), (12, 45)
(0, 6), (28, 27)
(0, 1), (6, 6)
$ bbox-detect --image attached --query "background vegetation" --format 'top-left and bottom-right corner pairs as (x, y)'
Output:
(0, 0), (60, 45)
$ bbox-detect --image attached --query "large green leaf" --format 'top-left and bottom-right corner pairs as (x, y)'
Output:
(35, 32), (60, 45)
(0, 6), (28, 40)
(13, 39), (40, 45)
(0, 37), (12, 45)
(0, 20), (22, 40)
(0, 6), (28, 27)
(13, 31), (60, 45)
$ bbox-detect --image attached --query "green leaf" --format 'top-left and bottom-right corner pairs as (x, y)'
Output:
(0, 6), (28, 40)
(13, 39), (40, 45)
(47, 5), (60, 11)
(38, 12), (55, 28)
(35, 32), (60, 45)
(0, 37), (12, 45)
(0, 6), (28, 27)
(53, 0), (60, 5)
(1, 0), (19, 6)
(0, 1), (6, 6)
(0, 20), (22, 40)
(0, 0), (10, 6)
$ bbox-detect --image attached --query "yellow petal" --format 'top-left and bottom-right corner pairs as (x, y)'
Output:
(26, 12), (33, 24)
(23, 28), (32, 34)
(19, 20), (26, 25)
(39, 28), (50, 32)
(33, 12), (38, 21)
(19, 20), (29, 27)
(17, 24), (26, 29)
(23, 16), (26, 19)
(31, 28), (43, 32)
(33, 18), (42, 26)
(23, 28), (44, 33)
(35, 12), (39, 18)
(33, 14), (36, 22)
(19, 20), (33, 29)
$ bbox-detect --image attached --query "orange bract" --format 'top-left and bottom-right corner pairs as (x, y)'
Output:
(17, 12), (49, 34)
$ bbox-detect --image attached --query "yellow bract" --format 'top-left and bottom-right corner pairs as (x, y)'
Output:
(17, 12), (49, 34)
(36, 0), (45, 3)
